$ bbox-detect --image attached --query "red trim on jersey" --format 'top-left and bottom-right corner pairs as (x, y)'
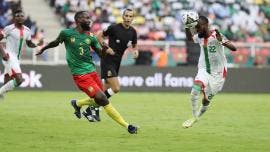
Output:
(205, 30), (215, 39)
(203, 38), (208, 46)
(17, 26), (24, 59)
(194, 80), (205, 88)
(19, 27), (24, 37)
(210, 30), (216, 39)
(194, 80), (207, 99)
(10, 69), (21, 78)
(223, 67), (227, 78)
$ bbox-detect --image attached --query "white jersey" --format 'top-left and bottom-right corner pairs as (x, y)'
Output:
(194, 30), (229, 77)
(1, 24), (32, 59)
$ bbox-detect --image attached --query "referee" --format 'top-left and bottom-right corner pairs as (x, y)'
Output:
(82, 8), (138, 122)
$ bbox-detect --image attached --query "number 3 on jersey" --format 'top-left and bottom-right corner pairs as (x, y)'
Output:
(79, 47), (84, 55)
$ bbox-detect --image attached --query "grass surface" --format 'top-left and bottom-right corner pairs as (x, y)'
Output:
(0, 91), (269, 152)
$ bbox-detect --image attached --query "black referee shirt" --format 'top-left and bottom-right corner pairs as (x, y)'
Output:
(103, 23), (137, 63)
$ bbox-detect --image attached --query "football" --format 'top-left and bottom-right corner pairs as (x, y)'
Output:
(181, 11), (199, 28)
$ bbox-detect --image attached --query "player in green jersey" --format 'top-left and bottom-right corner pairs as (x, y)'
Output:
(36, 11), (138, 134)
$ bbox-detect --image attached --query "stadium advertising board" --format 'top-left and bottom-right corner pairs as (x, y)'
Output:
(0, 65), (269, 93)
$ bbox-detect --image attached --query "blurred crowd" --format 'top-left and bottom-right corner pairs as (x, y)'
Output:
(48, 0), (270, 42)
(1, 0), (270, 66)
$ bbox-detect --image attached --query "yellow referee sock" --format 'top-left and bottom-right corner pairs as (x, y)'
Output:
(76, 98), (97, 107)
(104, 103), (129, 128)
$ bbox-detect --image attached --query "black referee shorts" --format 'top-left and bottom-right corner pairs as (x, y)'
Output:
(100, 61), (120, 79)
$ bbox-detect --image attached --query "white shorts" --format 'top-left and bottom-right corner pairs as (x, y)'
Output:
(194, 69), (225, 100)
(2, 53), (21, 77)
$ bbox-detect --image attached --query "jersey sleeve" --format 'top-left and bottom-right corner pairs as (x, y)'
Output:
(1, 26), (11, 38)
(103, 24), (113, 37)
(26, 30), (32, 41)
(132, 29), (137, 45)
(57, 30), (65, 43)
(90, 36), (102, 50)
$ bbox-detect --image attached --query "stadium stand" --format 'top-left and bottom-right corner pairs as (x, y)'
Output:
(1, 0), (270, 67)
(45, 0), (270, 67)
(47, 0), (270, 42)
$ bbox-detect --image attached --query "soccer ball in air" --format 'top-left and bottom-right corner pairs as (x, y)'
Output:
(181, 11), (199, 28)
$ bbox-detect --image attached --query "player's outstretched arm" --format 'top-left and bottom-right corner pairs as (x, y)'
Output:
(96, 30), (106, 46)
(96, 30), (114, 52)
(36, 37), (61, 55)
(94, 44), (115, 58)
(26, 39), (44, 48)
(215, 29), (236, 51)
(92, 32), (114, 58)
(223, 41), (237, 51)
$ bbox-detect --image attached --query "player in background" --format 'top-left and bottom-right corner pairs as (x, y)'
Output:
(36, 11), (138, 134)
(82, 8), (138, 122)
(182, 15), (237, 128)
(0, 9), (43, 98)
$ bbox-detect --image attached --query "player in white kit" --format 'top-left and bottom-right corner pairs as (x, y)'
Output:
(0, 10), (43, 99)
(182, 16), (237, 128)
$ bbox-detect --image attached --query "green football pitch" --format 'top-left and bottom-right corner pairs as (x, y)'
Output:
(0, 91), (269, 152)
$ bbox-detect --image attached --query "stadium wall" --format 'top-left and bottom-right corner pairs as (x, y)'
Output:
(0, 65), (269, 93)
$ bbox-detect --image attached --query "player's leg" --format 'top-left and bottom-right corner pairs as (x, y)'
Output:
(104, 77), (120, 97)
(81, 96), (101, 122)
(183, 70), (209, 128)
(84, 65), (119, 121)
(0, 74), (22, 97)
(73, 72), (138, 133)
(92, 70), (120, 121)
(89, 77), (120, 121)
(0, 74), (11, 99)
(94, 90), (138, 134)
(182, 81), (204, 128)
(0, 59), (22, 97)
(13, 73), (23, 86)
(84, 77), (119, 121)
(102, 79), (110, 90)
(190, 81), (204, 117)
(71, 74), (93, 118)
(71, 98), (96, 119)
(197, 77), (225, 118)
(197, 97), (211, 117)
(103, 64), (120, 98)
(4, 74), (12, 84)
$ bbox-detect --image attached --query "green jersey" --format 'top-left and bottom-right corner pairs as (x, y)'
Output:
(58, 28), (101, 75)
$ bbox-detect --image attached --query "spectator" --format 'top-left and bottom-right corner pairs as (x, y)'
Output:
(47, 0), (270, 42)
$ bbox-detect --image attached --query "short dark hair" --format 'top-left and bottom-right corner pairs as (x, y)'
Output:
(123, 8), (134, 16)
(13, 9), (24, 17)
(74, 11), (87, 22)
(199, 16), (208, 24)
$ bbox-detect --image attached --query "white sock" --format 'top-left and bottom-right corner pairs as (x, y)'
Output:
(0, 79), (16, 95)
(190, 88), (200, 118)
(107, 88), (115, 96)
(104, 88), (115, 99)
